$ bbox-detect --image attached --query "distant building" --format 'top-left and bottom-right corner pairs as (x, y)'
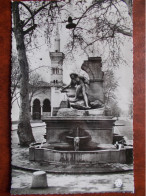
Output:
(12, 25), (66, 121)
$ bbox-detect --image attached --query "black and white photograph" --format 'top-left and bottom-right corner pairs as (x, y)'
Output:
(11, 0), (134, 194)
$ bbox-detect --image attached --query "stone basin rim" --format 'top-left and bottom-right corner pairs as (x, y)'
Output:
(30, 146), (129, 153)
(66, 136), (90, 139)
(42, 116), (115, 121)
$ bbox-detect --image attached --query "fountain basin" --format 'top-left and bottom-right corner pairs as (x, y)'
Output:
(29, 116), (133, 165)
(29, 144), (132, 164)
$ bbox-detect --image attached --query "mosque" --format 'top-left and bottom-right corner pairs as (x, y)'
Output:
(11, 26), (66, 121)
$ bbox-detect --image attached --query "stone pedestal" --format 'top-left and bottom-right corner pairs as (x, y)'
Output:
(43, 116), (115, 144)
(57, 108), (105, 117)
(81, 57), (104, 103)
(88, 82), (104, 103)
(31, 171), (48, 188)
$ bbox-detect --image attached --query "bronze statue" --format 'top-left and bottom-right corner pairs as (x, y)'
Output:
(61, 57), (105, 110)
(61, 73), (91, 109)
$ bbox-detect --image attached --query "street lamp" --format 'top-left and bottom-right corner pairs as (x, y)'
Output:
(66, 16), (76, 29)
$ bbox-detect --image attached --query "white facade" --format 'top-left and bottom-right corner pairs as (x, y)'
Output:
(50, 52), (64, 84)
(30, 87), (51, 119)
(50, 86), (66, 115)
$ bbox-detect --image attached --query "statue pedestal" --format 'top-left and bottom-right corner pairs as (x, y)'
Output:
(81, 57), (104, 103)
(43, 116), (115, 144)
(57, 108), (106, 117)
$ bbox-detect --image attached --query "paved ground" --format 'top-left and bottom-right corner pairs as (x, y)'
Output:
(11, 169), (134, 194)
(11, 118), (134, 194)
(11, 121), (46, 131)
(11, 125), (46, 148)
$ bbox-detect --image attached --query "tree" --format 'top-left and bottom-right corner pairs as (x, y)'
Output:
(29, 72), (48, 105)
(103, 69), (118, 106)
(65, 0), (132, 67)
(11, 54), (20, 105)
(11, 60), (45, 106)
(128, 87), (133, 118)
(110, 101), (121, 119)
(103, 69), (120, 118)
(128, 103), (133, 118)
(12, 1), (69, 146)
(121, 0), (133, 18)
(12, 2), (35, 146)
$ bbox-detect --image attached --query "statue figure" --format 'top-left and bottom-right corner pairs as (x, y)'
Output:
(61, 57), (105, 110)
(74, 137), (80, 151)
(61, 73), (91, 109)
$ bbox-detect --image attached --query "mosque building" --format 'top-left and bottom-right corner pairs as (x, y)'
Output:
(11, 25), (66, 121)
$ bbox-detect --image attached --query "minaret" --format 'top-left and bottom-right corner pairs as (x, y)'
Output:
(54, 24), (60, 52)
(50, 24), (64, 86)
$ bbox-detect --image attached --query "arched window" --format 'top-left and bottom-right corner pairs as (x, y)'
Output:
(43, 99), (51, 112)
(33, 99), (41, 120)
(56, 80), (58, 84)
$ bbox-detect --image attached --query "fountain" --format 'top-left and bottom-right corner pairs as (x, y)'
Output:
(29, 57), (133, 166)
(66, 127), (91, 151)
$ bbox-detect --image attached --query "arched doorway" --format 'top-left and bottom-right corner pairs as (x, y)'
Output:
(43, 99), (51, 112)
(33, 99), (41, 120)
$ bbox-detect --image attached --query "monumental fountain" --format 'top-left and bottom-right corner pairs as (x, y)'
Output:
(29, 57), (133, 165)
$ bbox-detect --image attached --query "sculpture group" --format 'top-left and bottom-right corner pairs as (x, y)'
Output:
(61, 57), (104, 110)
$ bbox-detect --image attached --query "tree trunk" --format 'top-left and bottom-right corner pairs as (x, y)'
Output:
(12, 2), (35, 146)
